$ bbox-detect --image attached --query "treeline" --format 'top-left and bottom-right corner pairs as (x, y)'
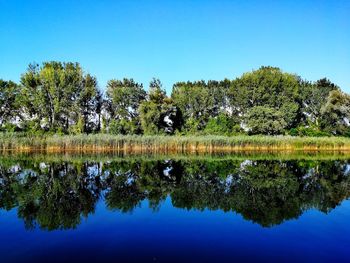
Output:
(1, 62), (349, 136)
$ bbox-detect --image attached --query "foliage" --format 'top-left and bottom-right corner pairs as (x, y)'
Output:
(68, 116), (84, 135)
(105, 78), (146, 118)
(246, 106), (287, 135)
(78, 74), (102, 132)
(204, 113), (236, 135)
(139, 79), (183, 135)
(320, 90), (350, 135)
(0, 79), (20, 126)
(289, 126), (330, 137)
(19, 62), (101, 133)
(183, 117), (201, 134)
(109, 119), (139, 135)
(0, 63), (348, 136)
(230, 66), (301, 129)
(300, 78), (339, 126)
(149, 78), (166, 104)
(171, 80), (229, 130)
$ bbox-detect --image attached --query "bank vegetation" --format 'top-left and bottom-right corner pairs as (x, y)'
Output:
(2, 133), (350, 153)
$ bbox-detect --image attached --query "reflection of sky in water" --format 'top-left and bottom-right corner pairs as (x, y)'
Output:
(1, 197), (350, 262)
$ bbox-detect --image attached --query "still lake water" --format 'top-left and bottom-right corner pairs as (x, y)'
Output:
(1, 154), (350, 262)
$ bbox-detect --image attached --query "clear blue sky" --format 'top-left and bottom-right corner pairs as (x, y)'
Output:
(0, 0), (349, 93)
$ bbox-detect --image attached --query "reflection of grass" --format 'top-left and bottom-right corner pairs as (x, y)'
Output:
(1, 151), (350, 164)
(2, 133), (350, 153)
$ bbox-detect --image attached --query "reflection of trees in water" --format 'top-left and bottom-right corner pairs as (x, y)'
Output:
(0, 158), (350, 229)
(0, 162), (103, 230)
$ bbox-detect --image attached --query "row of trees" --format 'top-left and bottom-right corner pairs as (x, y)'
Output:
(1, 62), (349, 136)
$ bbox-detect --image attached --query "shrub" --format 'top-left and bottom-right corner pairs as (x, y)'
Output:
(204, 113), (235, 135)
(109, 119), (138, 135)
(1, 123), (19, 132)
(289, 126), (330, 137)
(183, 117), (201, 134)
(68, 117), (84, 135)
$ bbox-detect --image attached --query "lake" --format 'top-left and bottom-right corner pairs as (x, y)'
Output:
(1, 153), (350, 262)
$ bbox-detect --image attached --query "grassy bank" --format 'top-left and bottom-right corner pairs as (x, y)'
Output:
(2, 133), (350, 153)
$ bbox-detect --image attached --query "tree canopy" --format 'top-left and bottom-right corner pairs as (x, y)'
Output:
(1, 62), (349, 136)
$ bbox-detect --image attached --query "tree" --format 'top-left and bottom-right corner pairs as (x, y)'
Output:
(320, 90), (350, 135)
(105, 78), (146, 134)
(18, 63), (42, 130)
(139, 101), (162, 134)
(230, 66), (301, 130)
(2, 62), (347, 136)
(0, 79), (20, 129)
(94, 89), (103, 132)
(300, 78), (339, 127)
(139, 100), (182, 135)
(171, 80), (227, 130)
(105, 78), (146, 120)
(139, 79), (182, 135)
(246, 106), (287, 135)
(78, 74), (101, 133)
(149, 78), (166, 104)
(20, 62), (93, 133)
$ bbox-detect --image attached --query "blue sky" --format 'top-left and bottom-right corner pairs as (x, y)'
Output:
(0, 0), (349, 93)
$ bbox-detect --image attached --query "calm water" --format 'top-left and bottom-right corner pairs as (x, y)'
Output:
(1, 154), (350, 262)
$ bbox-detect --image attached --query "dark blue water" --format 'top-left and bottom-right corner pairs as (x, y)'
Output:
(1, 156), (350, 262)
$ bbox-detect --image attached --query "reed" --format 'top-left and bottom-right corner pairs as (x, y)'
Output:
(1, 133), (350, 153)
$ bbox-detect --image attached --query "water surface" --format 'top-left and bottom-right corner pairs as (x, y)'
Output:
(1, 154), (350, 262)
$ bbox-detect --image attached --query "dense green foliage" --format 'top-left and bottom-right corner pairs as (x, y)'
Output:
(18, 62), (102, 134)
(1, 62), (349, 136)
(105, 78), (146, 134)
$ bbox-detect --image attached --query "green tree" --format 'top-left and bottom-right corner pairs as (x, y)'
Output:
(140, 79), (182, 134)
(300, 78), (339, 127)
(139, 100), (182, 135)
(230, 66), (301, 131)
(105, 78), (146, 134)
(171, 80), (222, 131)
(0, 79), (20, 129)
(320, 90), (350, 135)
(20, 62), (97, 133)
(139, 101), (162, 134)
(1, 63), (347, 136)
(149, 78), (166, 104)
(246, 106), (287, 135)
(78, 74), (101, 133)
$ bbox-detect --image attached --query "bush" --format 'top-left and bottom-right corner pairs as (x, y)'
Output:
(289, 126), (330, 137)
(0, 123), (20, 132)
(204, 113), (235, 135)
(20, 120), (45, 135)
(183, 117), (201, 134)
(68, 117), (84, 135)
(109, 119), (138, 135)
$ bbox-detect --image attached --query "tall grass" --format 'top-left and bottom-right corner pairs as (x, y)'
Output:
(1, 133), (350, 153)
